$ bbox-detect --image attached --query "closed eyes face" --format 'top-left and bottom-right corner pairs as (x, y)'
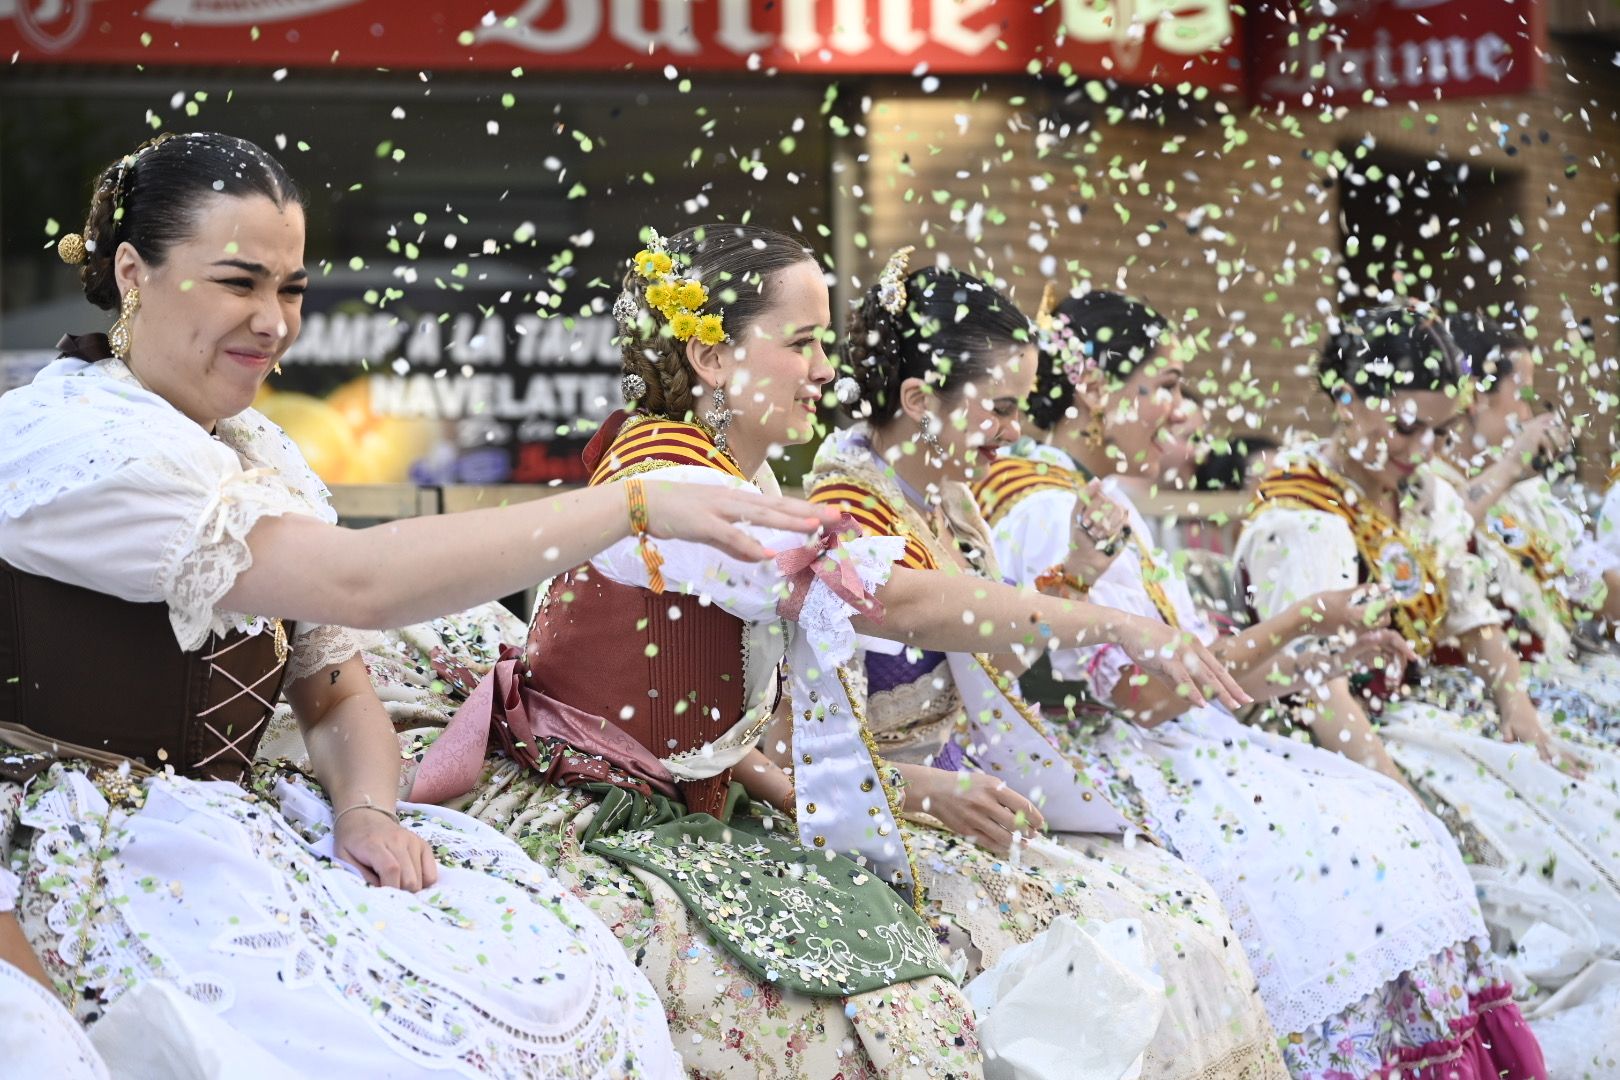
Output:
(116, 193), (307, 429)
(1342, 389), (1461, 477)
(920, 344), (1036, 483)
(1469, 358), (1534, 453)
(1095, 346), (1182, 477)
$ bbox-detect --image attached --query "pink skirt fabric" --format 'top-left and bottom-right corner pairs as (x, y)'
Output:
(1383, 985), (1545, 1080)
(1282, 943), (1546, 1080)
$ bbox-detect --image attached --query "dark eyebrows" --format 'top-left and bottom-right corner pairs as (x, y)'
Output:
(211, 258), (309, 282)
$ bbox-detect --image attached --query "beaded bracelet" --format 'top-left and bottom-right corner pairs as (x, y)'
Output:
(625, 477), (667, 593)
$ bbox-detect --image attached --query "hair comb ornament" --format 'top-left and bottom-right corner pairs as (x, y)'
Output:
(57, 232), (87, 265)
(1034, 282), (1059, 333)
(877, 246), (915, 315)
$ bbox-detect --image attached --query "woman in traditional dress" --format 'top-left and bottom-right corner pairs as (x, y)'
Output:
(1234, 305), (1620, 1073)
(800, 253), (1286, 1080)
(0, 132), (844, 1078)
(1431, 311), (1620, 743)
(975, 288), (1545, 1079)
(408, 225), (1268, 1079)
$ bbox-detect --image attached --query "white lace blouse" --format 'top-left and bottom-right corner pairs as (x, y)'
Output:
(0, 355), (374, 683)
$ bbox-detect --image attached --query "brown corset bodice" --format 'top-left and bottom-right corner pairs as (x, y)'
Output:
(0, 560), (294, 783)
(524, 565), (746, 817)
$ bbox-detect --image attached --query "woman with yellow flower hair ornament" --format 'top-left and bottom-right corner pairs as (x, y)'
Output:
(409, 224), (1258, 1078)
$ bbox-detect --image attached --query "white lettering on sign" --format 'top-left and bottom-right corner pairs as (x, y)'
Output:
(1058, 0), (1233, 58)
(283, 311), (407, 364)
(140, 0), (366, 26)
(283, 311), (619, 368)
(368, 372), (619, 422)
(483, 0), (1038, 58)
(1261, 26), (1516, 99)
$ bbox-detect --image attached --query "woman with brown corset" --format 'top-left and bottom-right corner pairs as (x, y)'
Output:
(0, 132), (846, 1078)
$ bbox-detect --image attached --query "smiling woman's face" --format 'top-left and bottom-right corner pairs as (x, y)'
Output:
(1093, 346), (1184, 477)
(1337, 388), (1461, 479)
(716, 259), (834, 458)
(116, 193), (307, 428)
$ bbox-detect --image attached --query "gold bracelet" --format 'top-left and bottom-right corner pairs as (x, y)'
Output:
(775, 783), (798, 822)
(333, 800), (399, 828)
(624, 477), (666, 593)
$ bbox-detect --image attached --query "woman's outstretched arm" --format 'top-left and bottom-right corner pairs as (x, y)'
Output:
(225, 480), (841, 631)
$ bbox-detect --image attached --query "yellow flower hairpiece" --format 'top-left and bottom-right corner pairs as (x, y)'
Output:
(618, 231), (729, 344)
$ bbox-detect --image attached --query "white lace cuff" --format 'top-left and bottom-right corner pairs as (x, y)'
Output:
(0, 867), (18, 914)
(158, 467), (315, 651)
(285, 624), (386, 684)
(794, 535), (908, 667)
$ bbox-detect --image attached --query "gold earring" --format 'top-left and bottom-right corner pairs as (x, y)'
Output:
(1083, 413), (1104, 448)
(109, 286), (140, 360)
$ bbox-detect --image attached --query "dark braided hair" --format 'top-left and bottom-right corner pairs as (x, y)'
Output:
(615, 224), (814, 417)
(840, 265), (1030, 427)
(1445, 311), (1529, 396)
(75, 132), (302, 312)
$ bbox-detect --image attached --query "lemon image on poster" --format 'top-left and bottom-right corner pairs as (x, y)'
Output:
(254, 377), (442, 485)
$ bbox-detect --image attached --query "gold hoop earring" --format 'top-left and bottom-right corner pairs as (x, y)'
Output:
(109, 286), (140, 360)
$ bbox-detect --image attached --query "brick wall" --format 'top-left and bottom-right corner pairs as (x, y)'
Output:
(850, 35), (1620, 474)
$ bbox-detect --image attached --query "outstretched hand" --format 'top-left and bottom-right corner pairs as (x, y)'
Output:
(1067, 479), (1133, 582)
(1498, 696), (1588, 779)
(641, 481), (844, 562)
(1119, 614), (1251, 711)
(1306, 584), (1395, 633)
(911, 767), (1047, 857)
(1298, 627), (1417, 687)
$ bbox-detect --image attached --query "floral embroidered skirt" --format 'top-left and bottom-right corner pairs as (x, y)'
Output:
(1048, 708), (1547, 1080)
(446, 760), (983, 1080)
(1, 758), (682, 1079)
(369, 606), (983, 1079)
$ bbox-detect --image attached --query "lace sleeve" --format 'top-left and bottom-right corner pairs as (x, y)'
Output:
(794, 535), (908, 666)
(284, 624), (386, 684)
(157, 461), (320, 651)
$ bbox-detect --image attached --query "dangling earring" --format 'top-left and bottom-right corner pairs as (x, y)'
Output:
(704, 384), (733, 454)
(109, 286), (140, 360)
(918, 414), (947, 463)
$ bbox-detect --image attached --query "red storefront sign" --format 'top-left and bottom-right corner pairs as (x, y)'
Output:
(1248, 0), (1543, 107)
(1, 0), (1243, 89)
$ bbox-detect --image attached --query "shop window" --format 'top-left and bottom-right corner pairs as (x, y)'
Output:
(1335, 142), (1525, 314)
